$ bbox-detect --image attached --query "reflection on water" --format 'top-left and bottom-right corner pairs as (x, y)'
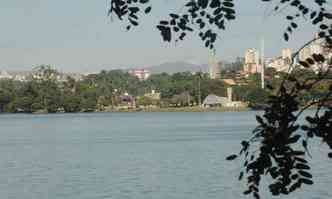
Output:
(0, 112), (331, 199)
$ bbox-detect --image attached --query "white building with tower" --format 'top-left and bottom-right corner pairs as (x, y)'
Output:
(202, 87), (246, 108)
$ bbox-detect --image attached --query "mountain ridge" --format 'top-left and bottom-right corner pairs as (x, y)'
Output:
(146, 61), (209, 74)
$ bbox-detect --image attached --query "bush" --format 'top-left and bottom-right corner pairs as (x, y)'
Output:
(63, 96), (81, 113)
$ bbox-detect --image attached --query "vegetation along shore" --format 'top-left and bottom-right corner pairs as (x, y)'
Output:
(0, 65), (329, 114)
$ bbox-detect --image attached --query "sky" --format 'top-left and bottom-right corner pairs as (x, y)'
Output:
(0, 0), (318, 72)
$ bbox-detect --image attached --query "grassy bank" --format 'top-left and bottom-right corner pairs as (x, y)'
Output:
(25, 106), (250, 114)
(112, 106), (250, 112)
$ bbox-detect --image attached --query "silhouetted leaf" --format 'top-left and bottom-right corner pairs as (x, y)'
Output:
(226, 154), (238, 161)
(144, 6), (152, 14)
(299, 178), (313, 185)
(288, 135), (301, 144)
(294, 157), (308, 163)
(306, 58), (315, 65)
(256, 115), (264, 124)
(239, 171), (244, 180)
(292, 151), (305, 156)
(298, 170), (312, 178)
(312, 54), (325, 62)
(299, 61), (310, 68)
(295, 163), (310, 170)
(284, 33), (289, 41)
(302, 140), (307, 149)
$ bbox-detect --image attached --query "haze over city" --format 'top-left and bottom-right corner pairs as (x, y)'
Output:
(0, 0), (317, 72)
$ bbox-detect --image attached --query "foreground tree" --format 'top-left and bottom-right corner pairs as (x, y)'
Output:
(109, 0), (332, 198)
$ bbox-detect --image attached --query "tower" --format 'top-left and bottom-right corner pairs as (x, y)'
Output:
(261, 38), (265, 89)
(227, 87), (233, 102)
(208, 50), (220, 79)
(244, 48), (259, 74)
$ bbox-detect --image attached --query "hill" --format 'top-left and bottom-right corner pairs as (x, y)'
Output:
(147, 61), (208, 74)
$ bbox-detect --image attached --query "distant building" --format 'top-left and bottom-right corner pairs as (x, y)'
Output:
(129, 68), (150, 80)
(202, 94), (245, 108)
(144, 90), (161, 100)
(119, 93), (136, 109)
(222, 79), (236, 86)
(268, 48), (292, 73)
(297, 34), (332, 72)
(202, 87), (245, 108)
(55, 73), (68, 82)
(268, 58), (290, 73)
(0, 69), (84, 82)
(299, 46), (312, 61)
(202, 94), (229, 108)
(68, 73), (84, 82)
(13, 74), (27, 82)
(208, 51), (221, 79)
(0, 70), (13, 79)
(299, 34), (325, 61)
(245, 49), (258, 64)
(244, 48), (261, 74)
(268, 35), (332, 73)
(282, 48), (292, 60)
(311, 33), (324, 55)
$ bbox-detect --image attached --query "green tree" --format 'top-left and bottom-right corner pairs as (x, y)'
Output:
(78, 84), (98, 112)
(200, 79), (226, 99)
(0, 90), (12, 112)
(63, 95), (81, 113)
(31, 102), (43, 112)
(39, 79), (62, 113)
(245, 87), (269, 108)
(12, 96), (34, 113)
(137, 96), (153, 106)
(33, 65), (59, 81)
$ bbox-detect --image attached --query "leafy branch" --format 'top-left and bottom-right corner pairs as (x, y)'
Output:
(108, 0), (332, 49)
(226, 37), (332, 198)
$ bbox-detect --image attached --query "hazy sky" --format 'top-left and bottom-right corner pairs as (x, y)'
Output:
(0, 0), (317, 72)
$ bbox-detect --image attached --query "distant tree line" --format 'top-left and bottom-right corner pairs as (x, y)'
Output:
(0, 65), (329, 113)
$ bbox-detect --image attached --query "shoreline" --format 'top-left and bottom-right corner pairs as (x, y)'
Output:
(113, 107), (250, 112)
(1, 106), (251, 114)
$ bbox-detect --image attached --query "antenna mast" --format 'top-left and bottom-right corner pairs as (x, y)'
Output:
(261, 37), (265, 89)
(198, 70), (202, 106)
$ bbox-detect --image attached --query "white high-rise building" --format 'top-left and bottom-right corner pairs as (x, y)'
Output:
(299, 34), (324, 61)
(299, 46), (311, 61)
(311, 41), (323, 55)
(244, 48), (261, 74)
(282, 48), (292, 60)
(245, 49), (258, 64)
(208, 51), (221, 79)
(267, 48), (292, 73)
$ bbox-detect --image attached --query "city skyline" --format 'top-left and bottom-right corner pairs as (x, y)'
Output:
(1, 36), (328, 76)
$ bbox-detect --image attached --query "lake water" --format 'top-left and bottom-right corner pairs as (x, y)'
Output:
(0, 112), (331, 199)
